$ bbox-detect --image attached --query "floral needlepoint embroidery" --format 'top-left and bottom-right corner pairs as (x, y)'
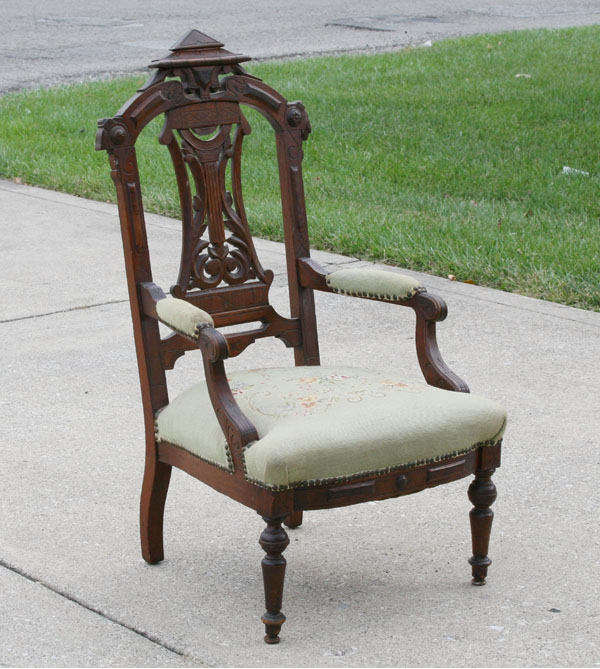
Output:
(299, 396), (318, 409)
(327, 373), (352, 382)
(382, 380), (409, 388)
(224, 366), (433, 420)
(345, 390), (365, 403)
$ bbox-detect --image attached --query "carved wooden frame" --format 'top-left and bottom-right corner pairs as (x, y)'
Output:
(96, 29), (501, 644)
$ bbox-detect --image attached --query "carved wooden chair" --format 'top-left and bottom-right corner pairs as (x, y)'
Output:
(96, 30), (506, 644)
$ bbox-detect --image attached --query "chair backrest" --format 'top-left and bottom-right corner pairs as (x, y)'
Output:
(96, 30), (320, 411)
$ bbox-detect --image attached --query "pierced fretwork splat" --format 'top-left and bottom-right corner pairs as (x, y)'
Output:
(159, 102), (269, 296)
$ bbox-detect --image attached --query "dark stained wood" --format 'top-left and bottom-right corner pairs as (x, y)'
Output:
(157, 441), (294, 517)
(328, 480), (375, 502)
(197, 328), (259, 476)
(96, 29), (504, 644)
(186, 281), (273, 314)
(427, 458), (467, 484)
(411, 293), (470, 392)
(479, 440), (502, 470)
(467, 468), (497, 585)
(298, 257), (469, 391)
(140, 459), (172, 563)
(156, 440), (499, 518)
(292, 448), (489, 511)
(259, 517), (290, 644)
(284, 510), (303, 529)
(159, 303), (302, 368)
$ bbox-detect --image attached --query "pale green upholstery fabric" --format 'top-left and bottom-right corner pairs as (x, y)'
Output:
(326, 269), (425, 301)
(156, 298), (213, 339)
(155, 366), (506, 490)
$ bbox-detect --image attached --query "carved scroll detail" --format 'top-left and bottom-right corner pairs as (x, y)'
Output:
(161, 109), (269, 296)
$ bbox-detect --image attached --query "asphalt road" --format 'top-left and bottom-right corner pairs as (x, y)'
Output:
(2, 0), (600, 94)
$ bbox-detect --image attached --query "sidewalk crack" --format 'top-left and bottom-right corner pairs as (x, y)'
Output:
(0, 299), (129, 324)
(0, 558), (206, 665)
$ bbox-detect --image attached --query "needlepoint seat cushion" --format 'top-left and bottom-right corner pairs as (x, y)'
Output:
(155, 366), (506, 490)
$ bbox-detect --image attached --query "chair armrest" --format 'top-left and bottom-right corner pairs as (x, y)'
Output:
(196, 329), (259, 476)
(140, 281), (214, 340)
(156, 296), (214, 339)
(140, 282), (258, 475)
(298, 257), (424, 303)
(326, 268), (425, 301)
(296, 258), (469, 393)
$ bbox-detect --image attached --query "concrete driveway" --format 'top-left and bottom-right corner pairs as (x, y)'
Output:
(1, 179), (599, 667)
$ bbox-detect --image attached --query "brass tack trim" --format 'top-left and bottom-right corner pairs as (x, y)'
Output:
(154, 435), (235, 474)
(243, 439), (502, 491)
(156, 316), (213, 341)
(325, 275), (426, 302)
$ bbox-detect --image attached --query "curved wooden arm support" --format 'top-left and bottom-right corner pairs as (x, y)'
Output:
(410, 293), (469, 393)
(297, 258), (469, 393)
(197, 329), (260, 475)
(140, 282), (259, 475)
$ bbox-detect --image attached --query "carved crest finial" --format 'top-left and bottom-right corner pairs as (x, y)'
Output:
(149, 29), (250, 70)
(170, 29), (224, 51)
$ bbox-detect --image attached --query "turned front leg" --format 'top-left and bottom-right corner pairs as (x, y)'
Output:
(468, 468), (497, 585)
(259, 516), (290, 644)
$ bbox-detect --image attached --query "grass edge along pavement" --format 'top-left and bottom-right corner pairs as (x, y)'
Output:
(1, 26), (598, 310)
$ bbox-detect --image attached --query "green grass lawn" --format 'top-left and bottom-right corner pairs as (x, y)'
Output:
(1, 27), (599, 309)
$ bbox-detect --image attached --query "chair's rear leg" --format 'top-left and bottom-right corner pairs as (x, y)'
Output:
(467, 468), (497, 585)
(259, 516), (290, 644)
(140, 458), (172, 564)
(284, 510), (303, 529)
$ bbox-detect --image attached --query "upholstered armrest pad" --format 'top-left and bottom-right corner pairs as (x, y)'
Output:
(326, 268), (425, 301)
(155, 297), (214, 339)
